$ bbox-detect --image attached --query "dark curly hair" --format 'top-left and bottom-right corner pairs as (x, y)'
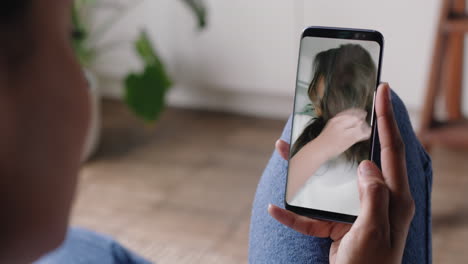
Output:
(291, 44), (377, 163)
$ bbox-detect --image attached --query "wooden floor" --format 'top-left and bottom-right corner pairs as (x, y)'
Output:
(71, 100), (283, 263)
(71, 100), (468, 263)
(431, 146), (468, 263)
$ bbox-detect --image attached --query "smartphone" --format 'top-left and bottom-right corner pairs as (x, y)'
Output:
(285, 26), (384, 223)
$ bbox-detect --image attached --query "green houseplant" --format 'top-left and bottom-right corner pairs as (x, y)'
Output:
(72, 0), (206, 122)
(73, 0), (206, 160)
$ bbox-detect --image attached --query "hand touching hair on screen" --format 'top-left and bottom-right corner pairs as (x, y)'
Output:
(287, 44), (376, 201)
(273, 83), (415, 264)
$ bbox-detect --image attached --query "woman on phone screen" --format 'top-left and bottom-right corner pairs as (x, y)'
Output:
(287, 44), (377, 216)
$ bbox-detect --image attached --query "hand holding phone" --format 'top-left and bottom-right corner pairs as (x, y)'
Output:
(270, 83), (415, 264)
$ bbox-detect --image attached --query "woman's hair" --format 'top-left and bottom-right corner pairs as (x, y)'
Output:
(291, 44), (377, 163)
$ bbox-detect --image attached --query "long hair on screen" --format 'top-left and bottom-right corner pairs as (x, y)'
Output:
(291, 44), (377, 163)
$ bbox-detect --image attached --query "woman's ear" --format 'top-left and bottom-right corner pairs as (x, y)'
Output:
(317, 76), (326, 98)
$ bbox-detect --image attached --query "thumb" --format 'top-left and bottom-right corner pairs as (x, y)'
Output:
(355, 161), (390, 234)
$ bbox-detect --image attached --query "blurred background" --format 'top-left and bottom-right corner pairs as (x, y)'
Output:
(70, 0), (468, 263)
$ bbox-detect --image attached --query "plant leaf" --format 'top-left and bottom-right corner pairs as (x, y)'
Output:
(124, 65), (172, 122)
(124, 31), (172, 122)
(136, 31), (162, 67)
(181, 0), (207, 29)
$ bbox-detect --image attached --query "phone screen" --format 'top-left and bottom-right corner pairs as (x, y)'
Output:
(286, 29), (382, 220)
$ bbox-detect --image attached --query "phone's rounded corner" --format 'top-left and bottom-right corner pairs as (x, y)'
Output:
(301, 26), (328, 39)
(300, 26), (315, 39)
(300, 27), (309, 39)
(284, 202), (302, 217)
(372, 30), (385, 47)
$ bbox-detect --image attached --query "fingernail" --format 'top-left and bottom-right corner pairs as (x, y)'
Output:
(268, 204), (272, 210)
(359, 161), (375, 177)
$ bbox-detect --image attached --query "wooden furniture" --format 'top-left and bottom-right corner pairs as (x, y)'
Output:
(419, 0), (468, 150)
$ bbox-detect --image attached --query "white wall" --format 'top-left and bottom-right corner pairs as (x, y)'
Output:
(94, 0), (468, 120)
